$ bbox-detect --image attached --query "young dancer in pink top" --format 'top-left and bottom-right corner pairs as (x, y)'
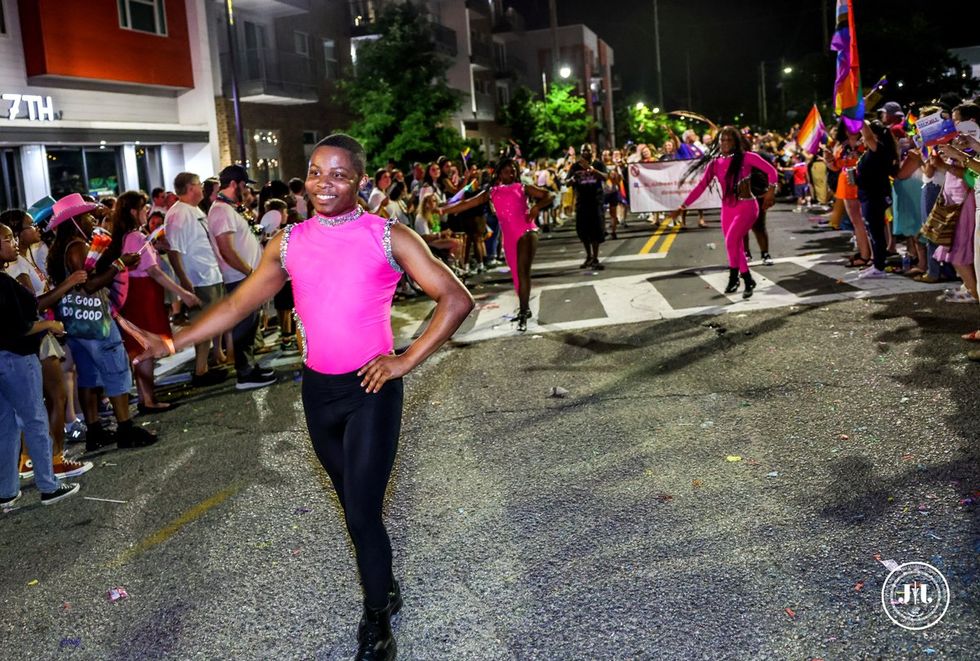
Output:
(134, 135), (474, 661)
(671, 126), (778, 298)
(441, 157), (553, 331)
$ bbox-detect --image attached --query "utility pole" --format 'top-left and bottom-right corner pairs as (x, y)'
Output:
(759, 60), (768, 126)
(224, 0), (247, 165)
(685, 49), (692, 109)
(548, 0), (560, 86)
(653, 0), (664, 109)
(822, 0), (830, 55)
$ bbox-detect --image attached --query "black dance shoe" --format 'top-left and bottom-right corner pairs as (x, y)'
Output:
(354, 603), (396, 661)
(741, 272), (756, 299)
(516, 309), (530, 332)
(724, 268), (740, 294)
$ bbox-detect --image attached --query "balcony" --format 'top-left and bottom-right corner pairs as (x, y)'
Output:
(433, 24), (458, 58)
(465, 0), (492, 19)
(221, 48), (317, 105)
(470, 38), (494, 69)
(231, 0), (311, 18)
(494, 54), (527, 80)
(493, 8), (525, 35)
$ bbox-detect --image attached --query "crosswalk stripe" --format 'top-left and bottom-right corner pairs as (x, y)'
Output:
(410, 254), (950, 346)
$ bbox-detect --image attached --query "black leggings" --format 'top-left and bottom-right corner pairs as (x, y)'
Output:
(862, 197), (889, 270)
(301, 367), (403, 609)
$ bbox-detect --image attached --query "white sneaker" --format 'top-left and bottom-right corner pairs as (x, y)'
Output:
(942, 288), (976, 303)
(856, 266), (887, 279)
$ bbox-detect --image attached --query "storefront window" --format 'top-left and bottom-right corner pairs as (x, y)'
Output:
(246, 129), (281, 184)
(47, 147), (121, 199)
(135, 145), (163, 194)
(0, 149), (23, 211)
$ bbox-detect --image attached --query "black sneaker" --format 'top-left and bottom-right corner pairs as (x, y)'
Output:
(761, 252), (774, 266)
(41, 482), (80, 506)
(236, 368), (277, 390)
(191, 370), (228, 388)
(1, 490), (22, 507)
(85, 421), (116, 453)
(255, 366), (276, 379)
(116, 424), (158, 449)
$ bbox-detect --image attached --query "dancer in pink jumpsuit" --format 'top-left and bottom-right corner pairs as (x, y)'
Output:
(442, 158), (553, 331)
(671, 126), (778, 298)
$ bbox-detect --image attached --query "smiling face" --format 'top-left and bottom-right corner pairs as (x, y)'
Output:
(719, 130), (737, 155)
(306, 146), (360, 216)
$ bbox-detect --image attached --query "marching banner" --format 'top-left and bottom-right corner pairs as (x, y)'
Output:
(627, 161), (722, 213)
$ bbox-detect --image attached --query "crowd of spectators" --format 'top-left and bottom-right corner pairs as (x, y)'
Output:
(4, 90), (979, 510)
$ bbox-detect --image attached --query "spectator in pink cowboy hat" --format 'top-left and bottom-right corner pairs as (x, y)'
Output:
(45, 193), (158, 452)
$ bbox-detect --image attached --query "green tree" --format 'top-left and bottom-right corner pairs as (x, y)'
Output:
(528, 83), (593, 157)
(338, 2), (464, 168)
(498, 83), (592, 159)
(620, 99), (686, 148)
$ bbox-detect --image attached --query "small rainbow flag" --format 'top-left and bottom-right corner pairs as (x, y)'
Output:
(831, 0), (864, 132)
(460, 146), (471, 165)
(798, 105), (827, 155)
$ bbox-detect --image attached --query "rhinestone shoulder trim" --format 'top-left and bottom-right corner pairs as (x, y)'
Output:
(383, 217), (403, 274)
(279, 223), (295, 274)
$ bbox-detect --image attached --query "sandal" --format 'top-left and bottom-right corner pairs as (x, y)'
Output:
(962, 330), (980, 342)
(848, 256), (872, 268)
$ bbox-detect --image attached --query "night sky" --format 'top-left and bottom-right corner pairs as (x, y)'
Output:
(515, 0), (978, 123)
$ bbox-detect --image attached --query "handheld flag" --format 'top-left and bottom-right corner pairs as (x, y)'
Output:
(798, 105), (827, 155)
(830, 0), (864, 132)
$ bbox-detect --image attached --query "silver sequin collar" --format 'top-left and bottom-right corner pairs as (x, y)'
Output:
(314, 206), (364, 227)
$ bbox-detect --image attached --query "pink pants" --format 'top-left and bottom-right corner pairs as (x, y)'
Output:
(722, 198), (759, 273)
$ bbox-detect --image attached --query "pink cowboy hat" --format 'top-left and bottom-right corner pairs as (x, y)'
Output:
(49, 193), (100, 230)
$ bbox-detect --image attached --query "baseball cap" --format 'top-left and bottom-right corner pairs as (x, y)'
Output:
(880, 101), (903, 116)
(218, 164), (257, 188)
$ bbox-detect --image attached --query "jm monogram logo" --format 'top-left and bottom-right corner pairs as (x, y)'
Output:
(881, 562), (950, 631)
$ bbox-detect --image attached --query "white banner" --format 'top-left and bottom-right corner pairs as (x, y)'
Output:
(627, 161), (722, 213)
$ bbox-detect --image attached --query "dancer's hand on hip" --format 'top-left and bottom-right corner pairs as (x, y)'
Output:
(762, 191), (776, 210)
(358, 354), (410, 393)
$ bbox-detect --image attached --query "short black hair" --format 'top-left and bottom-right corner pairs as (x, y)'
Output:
(150, 187), (165, 199)
(953, 102), (980, 124)
(287, 177), (305, 194)
(313, 133), (366, 177)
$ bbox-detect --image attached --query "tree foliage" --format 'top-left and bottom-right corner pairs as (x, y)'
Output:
(338, 1), (464, 168)
(500, 84), (593, 159)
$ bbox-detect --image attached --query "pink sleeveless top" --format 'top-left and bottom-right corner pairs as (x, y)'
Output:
(489, 183), (533, 229)
(281, 208), (403, 374)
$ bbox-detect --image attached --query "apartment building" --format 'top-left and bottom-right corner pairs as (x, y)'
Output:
(349, 0), (530, 159)
(506, 24), (617, 149)
(0, 0), (219, 207)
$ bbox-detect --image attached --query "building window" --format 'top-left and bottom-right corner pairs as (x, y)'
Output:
(118, 0), (167, 36)
(294, 31), (310, 57)
(0, 149), (22, 211)
(247, 129), (281, 184)
(303, 131), (322, 161)
(47, 147), (122, 199)
(322, 39), (339, 80)
(0, 2), (7, 35)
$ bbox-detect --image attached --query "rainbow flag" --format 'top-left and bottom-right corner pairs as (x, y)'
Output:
(798, 105), (827, 155)
(830, 0), (864, 132)
(460, 146), (471, 165)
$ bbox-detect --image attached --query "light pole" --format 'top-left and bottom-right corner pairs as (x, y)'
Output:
(223, 0), (247, 165)
(780, 64), (793, 122)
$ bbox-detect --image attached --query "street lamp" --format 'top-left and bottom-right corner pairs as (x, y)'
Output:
(559, 65), (572, 79)
(783, 66), (793, 75)
(652, 106), (661, 114)
(635, 101), (646, 110)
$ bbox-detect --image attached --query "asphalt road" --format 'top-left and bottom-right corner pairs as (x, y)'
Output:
(1, 207), (979, 660)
